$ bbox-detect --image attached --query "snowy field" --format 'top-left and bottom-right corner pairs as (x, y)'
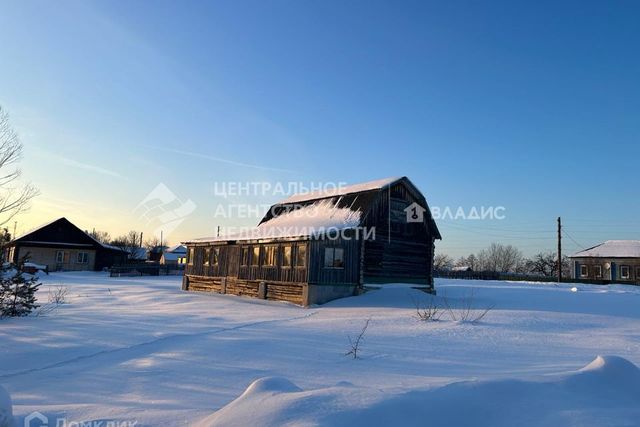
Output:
(1, 272), (640, 426)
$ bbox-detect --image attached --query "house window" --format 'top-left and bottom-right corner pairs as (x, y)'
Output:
(251, 246), (260, 266)
(636, 267), (640, 280)
(241, 247), (249, 266)
(77, 252), (89, 264)
(324, 247), (345, 268)
(295, 245), (306, 268)
(212, 247), (220, 266)
(282, 245), (292, 267)
(187, 247), (194, 265)
(263, 246), (276, 266)
(593, 265), (602, 278)
(56, 251), (67, 264)
(204, 248), (211, 266)
(620, 265), (630, 279)
(580, 265), (588, 278)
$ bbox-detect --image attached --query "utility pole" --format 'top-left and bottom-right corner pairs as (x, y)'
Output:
(140, 231), (144, 248)
(217, 225), (220, 237)
(557, 217), (562, 283)
(160, 230), (163, 247)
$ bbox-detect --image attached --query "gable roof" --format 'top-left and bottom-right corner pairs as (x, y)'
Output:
(166, 244), (187, 253)
(570, 240), (640, 258)
(12, 217), (127, 253)
(279, 176), (402, 205)
(185, 176), (441, 244)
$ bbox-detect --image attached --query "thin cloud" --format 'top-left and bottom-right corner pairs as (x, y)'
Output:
(145, 145), (297, 173)
(32, 148), (125, 179)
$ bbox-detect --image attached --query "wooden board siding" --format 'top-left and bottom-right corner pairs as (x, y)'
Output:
(307, 237), (360, 286)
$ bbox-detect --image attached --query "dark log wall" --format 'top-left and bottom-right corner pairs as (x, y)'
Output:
(361, 183), (434, 285)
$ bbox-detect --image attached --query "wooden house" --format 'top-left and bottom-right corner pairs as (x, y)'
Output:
(161, 244), (187, 265)
(182, 177), (441, 305)
(4, 217), (128, 271)
(570, 240), (640, 283)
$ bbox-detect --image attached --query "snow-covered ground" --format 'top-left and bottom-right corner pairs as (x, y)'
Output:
(1, 273), (639, 426)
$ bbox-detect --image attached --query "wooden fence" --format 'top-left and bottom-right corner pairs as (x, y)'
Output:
(434, 270), (640, 285)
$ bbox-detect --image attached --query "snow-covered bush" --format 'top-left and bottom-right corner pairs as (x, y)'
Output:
(0, 256), (42, 318)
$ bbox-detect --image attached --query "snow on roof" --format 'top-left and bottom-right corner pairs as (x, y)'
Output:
(570, 240), (640, 258)
(279, 176), (402, 205)
(185, 199), (362, 244)
(166, 244), (187, 253)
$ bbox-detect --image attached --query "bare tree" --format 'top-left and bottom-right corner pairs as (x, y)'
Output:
(477, 243), (524, 273)
(88, 230), (111, 244)
(144, 236), (168, 251)
(434, 253), (453, 271)
(525, 252), (572, 278)
(0, 106), (39, 225)
(111, 231), (144, 259)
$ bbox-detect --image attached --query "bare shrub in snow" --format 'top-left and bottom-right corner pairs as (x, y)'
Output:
(49, 285), (69, 305)
(34, 285), (69, 317)
(413, 295), (442, 322)
(345, 317), (370, 359)
(442, 289), (494, 323)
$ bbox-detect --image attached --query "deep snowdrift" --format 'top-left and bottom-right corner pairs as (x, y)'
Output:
(200, 356), (640, 427)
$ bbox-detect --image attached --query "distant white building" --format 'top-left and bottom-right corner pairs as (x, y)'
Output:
(451, 265), (472, 272)
(160, 244), (187, 265)
(569, 240), (640, 282)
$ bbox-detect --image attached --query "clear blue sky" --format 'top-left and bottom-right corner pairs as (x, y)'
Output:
(1, 0), (639, 257)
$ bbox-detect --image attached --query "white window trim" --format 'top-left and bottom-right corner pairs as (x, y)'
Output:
(620, 265), (630, 279)
(56, 251), (65, 264)
(580, 265), (588, 278)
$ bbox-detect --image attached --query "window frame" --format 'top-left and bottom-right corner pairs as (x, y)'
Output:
(295, 245), (306, 268)
(620, 265), (630, 279)
(56, 250), (65, 264)
(579, 264), (588, 278)
(251, 246), (260, 267)
(203, 248), (211, 266)
(77, 252), (89, 264)
(282, 245), (292, 268)
(187, 247), (194, 265)
(212, 247), (220, 266)
(263, 245), (277, 267)
(324, 247), (345, 269)
(241, 247), (249, 266)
